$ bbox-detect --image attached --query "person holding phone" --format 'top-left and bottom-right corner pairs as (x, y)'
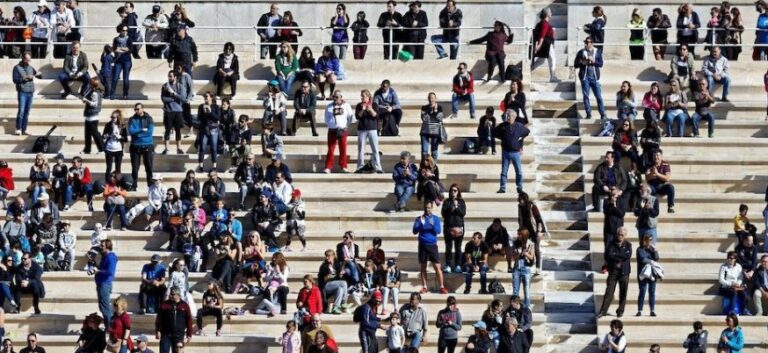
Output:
(323, 90), (354, 174)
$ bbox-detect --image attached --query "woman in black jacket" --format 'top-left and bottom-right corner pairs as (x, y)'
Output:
(81, 77), (104, 154)
(501, 79), (528, 124)
(77, 313), (107, 353)
(441, 184), (466, 274)
(214, 42), (239, 98)
(469, 21), (514, 82)
(101, 110), (128, 181)
(518, 192), (545, 272)
(197, 92), (221, 173)
(420, 92), (443, 161)
(296, 46), (316, 83)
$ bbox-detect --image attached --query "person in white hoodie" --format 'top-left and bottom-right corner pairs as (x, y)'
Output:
(143, 175), (167, 223)
(58, 220), (77, 271)
(323, 90), (355, 174)
(271, 171), (293, 215)
(30, 0), (53, 59)
(262, 82), (288, 136)
(718, 250), (747, 315)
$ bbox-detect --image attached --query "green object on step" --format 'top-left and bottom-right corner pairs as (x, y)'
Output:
(398, 50), (413, 62)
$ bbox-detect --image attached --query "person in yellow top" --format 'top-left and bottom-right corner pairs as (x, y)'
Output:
(733, 203), (751, 243)
(627, 9), (646, 60)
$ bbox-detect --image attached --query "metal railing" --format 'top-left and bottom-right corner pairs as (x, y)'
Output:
(0, 24), (534, 62)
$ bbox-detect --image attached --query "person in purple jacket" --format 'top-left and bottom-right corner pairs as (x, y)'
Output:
(413, 201), (447, 294)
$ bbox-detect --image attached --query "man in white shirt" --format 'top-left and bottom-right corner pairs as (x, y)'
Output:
(702, 46), (730, 102)
(271, 171), (293, 214)
(323, 90), (355, 174)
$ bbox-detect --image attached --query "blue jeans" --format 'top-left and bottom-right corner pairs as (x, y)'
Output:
(465, 264), (488, 291)
(0, 283), (12, 307)
(16, 92), (32, 133)
(513, 266), (533, 307)
(64, 182), (94, 207)
(489, 330), (500, 350)
(581, 76), (606, 118)
(97, 282), (113, 329)
(159, 335), (181, 353)
(500, 150), (523, 192)
(613, 148), (639, 165)
(105, 203), (128, 228)
(618, 110), (637, 122)
(31, 184), (45, 205)
(112, 60), (132, 97)
(394, 184), (415, 209)
(664, 109), (687, 137)
(637, 278), (656, 312)
(706, 74), (730, 99)
(58, 71), (91, 96)
(199, 129), (219, 164)
(409, 330), (424, 349)
(649, 183), (675, 208)
(637, 227), (658, 246)
(277, 73), (295, 95)
(692, 112), (715, 136)
(431, 34), (459, 59)
(451, 92), (476, 118)
(344, 259), (360, 284)
(420, 135), (440, 161)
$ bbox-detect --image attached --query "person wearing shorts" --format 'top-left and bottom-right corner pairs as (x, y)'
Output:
(412, 201), (447, 294)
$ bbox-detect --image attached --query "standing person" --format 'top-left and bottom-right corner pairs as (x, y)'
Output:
(108, 296), (134, 353)
(102, 110), (128, 180)
(493, 111), (530, 194)
(257, 4), (282, 59)
(718, 314), (744, 353)
(80, 77), (104, 154)
(279, 321), (301, 353)
(511, 229), (536, 306)
(112, 24), (134, 100)
(682, 321), (708, 353)
(531, 9), (558, 82)
(351, 11), (369, 59)
(634, 183), (659, 245)
(420, 92), (444, 161)
(12, 52), (41, 136)
(585, 6), (607, 55)
(197, 92), (221, 172)
(575, 37), (606, 120)
(399, 293), (428, 349)
(143, 4), (169, 59)
(121, 2), (141, 59)
(599, 320), (627, 353)
(635, 234), (659, 317)
(358, 291), (384, 353)
(436, 296), (462, 353)
(628, 9), (646, 60)
(354, 89), (382, 174)
(277, 11), (302, 54)
(432, 0), (462, 60)
(174, 64), (194, 138)
(128, 103), (155, 188)
(58, 41), (90, 99)
(29, 1), (51, 59)
(156, 287), (193, 353)
(451, 62), (476, 119)
(757, 1), (768, 61)
(322, 90), (354, 174)
(647, 8), (672, 60)
(597, 228), (632, 318)
(413, 201), (447, 294)
(403, 1), (428, 59)
(330, 3), (350, 59)
(377, 0), (404, 60)
(677, 3), (701, 56)
(386, 312), (405, 353)
(161, 70), (185, 155)
(469, 21), (514, 82)
(441, 184), (466, 274)
(95, 239), (118, 329)
(167, 25), (197, 78)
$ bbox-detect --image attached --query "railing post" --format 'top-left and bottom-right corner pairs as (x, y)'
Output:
(320, 26), (325, 54)
(643, 27), (649, 62)
(389, 29), (393, 62)
(253, 26), (258, 61)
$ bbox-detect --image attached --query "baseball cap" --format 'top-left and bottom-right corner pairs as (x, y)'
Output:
(150, 254), (161, 262)
(473, 321), (487, 330)
(260, 189), (273, 199)
(387, 258), (396, 266)
(291, 189), (302, 198)
(135, 334), (149, 342)
(372, 290), (383, 301)
(152, 5), (161, 14)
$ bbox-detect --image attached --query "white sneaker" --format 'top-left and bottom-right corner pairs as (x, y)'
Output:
(14, 130), (20, 136)
(323, 168), (331, 174)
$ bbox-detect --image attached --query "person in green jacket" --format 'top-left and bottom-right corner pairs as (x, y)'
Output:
(275, 42), (299, 98)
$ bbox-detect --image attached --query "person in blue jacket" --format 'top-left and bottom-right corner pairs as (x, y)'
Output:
(314, 46), (340, 100)
(719, 313), (744, 353)
(128, 103), (155, 188)
(358, 291), (384, 353)
(392, 151), (418, 212)
(413, 201), (447, 294)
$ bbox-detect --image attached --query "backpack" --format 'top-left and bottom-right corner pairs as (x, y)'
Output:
(504, 62), (523, 81)
(359, 160), (375, 173)
(462, 138), (478, 154)
(352, 304), (366, 323)
(32, 125), (57, 154)
(489, 280), (506, 294)
(380, 113), (399, 137)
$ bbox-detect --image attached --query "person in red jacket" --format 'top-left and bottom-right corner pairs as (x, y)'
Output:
(297, 275), (323, 328)
(450, 62), (476, 119)
(0, 161), (15, 210)
(64, 156), (94, 212)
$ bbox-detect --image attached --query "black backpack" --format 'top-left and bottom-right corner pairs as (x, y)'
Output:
(504, 62), (523, 82)
(380, 113), (399, 137)
(489, 280), (506, 294)
(462, 138), (478, 154)
(352, 304), (366, 323)
(32, 125), (57, 154)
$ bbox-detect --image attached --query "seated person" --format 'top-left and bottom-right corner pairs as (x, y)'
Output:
(718, 251), (747, 315)
(58, 41), (91, 99)
(13, 252), (44, 314)
(735, 234), (758, 288)
(263, 82), (288, 136)
(293, 81), (319, 136)
(227, 115), (253, 172)
(161, 188), (184, 250)
(638, 120), (662, 172)
(692, 79), (716, 138)
(57, 220), (77, 271)
(416, 155), (443, 205)
(753, 255), (768, 316)
(612, 120), (639, 168)
(214, 42), (239, 97)
(663, 80), (688, 138)
(314, 46), (340, 100)
(33, 214), (57, 258)
(477, 107), (497, 155)
(701, 46), (730, 101)
(63, 156), (94, 212)
(645, 150), (675, 213)
(179, 170), (200, 210)
(365, 237), (385, 269)
(261, 123), (284, 159)
(336, 231), (361, 285)
(591, 151), (626, 212)
(235, 153), (264, 211)
(667, 45), (694, 92)
(250, 190), (280, 250)
(485, 218), (512, 271)
(373, 80), (403, 136)
(463, 232), (489, 294)
(265, 155), (292, 184)
(138, 254), (167, 314)
(392, 151), (418, 212)
(284, 189), (307, 252)
(317, 249), (350, 314)
(503, 295), (534, 350)
(201, 170), (226, 213)
(451, 62), (476, 119)
(51, 154), (68, 208)
(209, 199), (229, 236)
(142, 175), (167, 225)
(733, 204), (754, 244)
(102, 174), (127, 231)
(271, 172), (293, 214)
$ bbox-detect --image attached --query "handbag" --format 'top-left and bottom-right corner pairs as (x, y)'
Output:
(107, 195), (125, 205)
(438, 124), (449, 144)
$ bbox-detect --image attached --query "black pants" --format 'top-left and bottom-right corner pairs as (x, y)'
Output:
(215, 74), (237, 97)
(598, 272), (629, 316)
(383, 43), (399, 60)
(293, 111), (318, 136)
(197, 307), (223, 330)
(182, 102), (193, 129)
(444, 235), (464, 268)
(265, 285), (289, 312)
(629, 45), (645, 60)
(146, 44), (165, 59)
(105, 150), (123, 180)
(84, 120), (104, 153)
(486, 52), (506, 80)
(129, 145), (154, 188)
(523, 329), (534, 353)
(13, 285), (40, 312)
(212, 258), (236, 293)
(139, 284), (166, 311)
(258, 224), (279, 248)
(164, 112), (184, 141)
(438, 338), (458, 353)
(30, 38), (47, 59)
(405, 42), (425, 60)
